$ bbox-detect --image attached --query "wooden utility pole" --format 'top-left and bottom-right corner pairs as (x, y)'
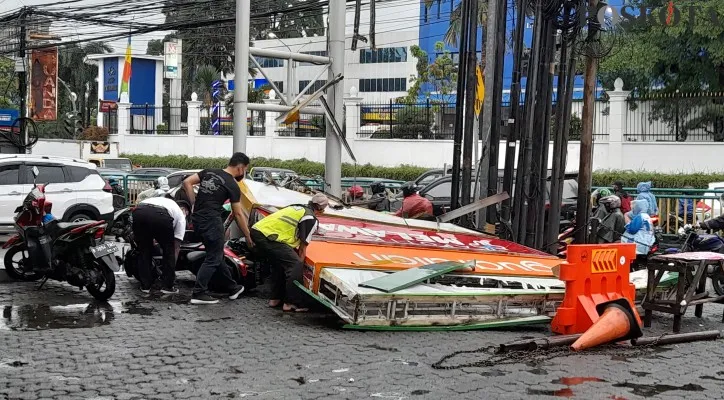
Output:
(574, 0), (599, 244)
(450, 0), (472, 211)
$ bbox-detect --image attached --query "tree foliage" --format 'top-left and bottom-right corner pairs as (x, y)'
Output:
(598, 0), (724, 141)
(404, 42), (457, 103)
(0, 57), (18, 109)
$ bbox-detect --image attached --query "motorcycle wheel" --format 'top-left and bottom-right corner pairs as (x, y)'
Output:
(711, 266), (724, 296)
(3, 245), (42, 281)
(86, 260), (116, 301)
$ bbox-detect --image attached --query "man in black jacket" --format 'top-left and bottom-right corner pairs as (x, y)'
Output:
(699, 195), (724, 231)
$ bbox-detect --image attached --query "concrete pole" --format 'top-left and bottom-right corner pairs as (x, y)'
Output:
(325, 0), (345, 197)
(169, 39), (182, 134)
(233, 0), (251, 153)
(286, 57), (294, 103)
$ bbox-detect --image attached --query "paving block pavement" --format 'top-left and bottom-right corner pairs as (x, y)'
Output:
(1, 273), (724, 399)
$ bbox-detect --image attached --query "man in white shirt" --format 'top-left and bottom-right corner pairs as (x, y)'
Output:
(132, 196), (187, 294)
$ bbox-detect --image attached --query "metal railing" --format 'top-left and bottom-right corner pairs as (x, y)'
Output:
(129, 104), (188, 135)
(357, 100), (456, 140)
(277, 113), (326, 137)
(594, 187), (724, 235)
(105, 110), (118, 135)
(199, 104), (265, 136)
(99, 173), (161, 207)
(625, 92), (724, 142)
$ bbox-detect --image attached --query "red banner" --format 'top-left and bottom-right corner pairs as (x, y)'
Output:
(315, 216), (551, 257)
(99, 100), (117, 113)
(29, 48), (58, 121)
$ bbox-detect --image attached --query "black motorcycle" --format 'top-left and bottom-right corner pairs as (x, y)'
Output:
(3, 167), (119, 301)
(663, 225), (724, 295)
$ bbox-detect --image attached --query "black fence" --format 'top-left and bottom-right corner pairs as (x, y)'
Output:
(199, 104), (265, 136)
(357, 100), (456, 140)
(276, 113), (326, 137)
(105, 110), (118, 135)
(626, 92), (724, 142)
(129, 104), (188, 135)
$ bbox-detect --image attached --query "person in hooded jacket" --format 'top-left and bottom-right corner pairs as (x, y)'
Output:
(594, 195), (626, 244)
(622, 200), (656, 256)
(636, 181), (658, 217)
(612, 181), (632, 214)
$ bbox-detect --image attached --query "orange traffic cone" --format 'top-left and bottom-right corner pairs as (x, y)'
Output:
(571, 298), (643, 352)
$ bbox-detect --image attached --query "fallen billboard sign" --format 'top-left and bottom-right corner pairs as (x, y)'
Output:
(29, 48), (58, 121)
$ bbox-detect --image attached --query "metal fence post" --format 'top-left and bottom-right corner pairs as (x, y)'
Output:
(389, 99), (393, 138)
(145, 104), (150, 135)
(675, 91), (680, 141)
(426, 98), (431, 139)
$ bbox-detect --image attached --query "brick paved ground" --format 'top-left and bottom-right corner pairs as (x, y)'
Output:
(2, 271), (724, 400)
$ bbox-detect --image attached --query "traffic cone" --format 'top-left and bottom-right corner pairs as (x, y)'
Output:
(571, 298), (643, 352)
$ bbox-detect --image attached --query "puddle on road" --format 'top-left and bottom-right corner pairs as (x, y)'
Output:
(0, 300), (157, 330)
(526, 377), (605, 398)
(613, 382), (705, 397)
(552, 377), (606, 386)
(0, 303), (114, 331)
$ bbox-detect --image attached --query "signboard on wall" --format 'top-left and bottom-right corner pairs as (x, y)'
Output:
(99, 100), (117, 113)
(164, 40), (181, 79)
(90, 141), (110, 154)
(29, 48), (58, 121)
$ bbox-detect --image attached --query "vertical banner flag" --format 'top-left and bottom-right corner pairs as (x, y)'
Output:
(211, 80), (222, 135)
(120, 35), (132, 96)
(29, 47), (58, 121)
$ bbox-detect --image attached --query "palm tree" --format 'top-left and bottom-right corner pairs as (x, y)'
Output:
(193, 65), (220, 106)
(58, 42), (112, 123)
(424, 0), (488, 48)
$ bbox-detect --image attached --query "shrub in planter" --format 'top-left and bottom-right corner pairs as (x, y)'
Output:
(81, 126), (109, 141)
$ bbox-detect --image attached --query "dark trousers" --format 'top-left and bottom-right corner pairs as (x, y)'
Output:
(192, 215), (237, 296)
(132, 205), (176, 290)
(251, 229), (305, 306)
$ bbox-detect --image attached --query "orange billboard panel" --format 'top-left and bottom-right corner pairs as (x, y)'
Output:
(30, 48), (58, 121)
(305, 241), (560, 279)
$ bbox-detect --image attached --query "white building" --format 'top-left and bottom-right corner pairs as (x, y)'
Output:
(243, 0), (422, 104)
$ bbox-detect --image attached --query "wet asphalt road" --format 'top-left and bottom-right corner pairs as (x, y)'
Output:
(2, 248), (724, 399)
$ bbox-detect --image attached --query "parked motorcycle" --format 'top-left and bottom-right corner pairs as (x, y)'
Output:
(3, 167), (119, 301)
(120, 209), (256, 292)
(663, 225), (724, 295)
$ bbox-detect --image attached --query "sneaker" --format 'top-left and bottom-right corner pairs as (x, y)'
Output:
(228, 285), (245, 300)
(140, 287), (152, 294)
(190, 294), (219, 305)
(161, 286), (179, 295)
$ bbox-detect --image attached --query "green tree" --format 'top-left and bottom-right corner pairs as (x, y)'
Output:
(0, 57), (18, 109)
(404, 42), (457, 104)
(57, 42), (112, 121)
(146, 39), (164, 56)
(598, 0), (724, 141)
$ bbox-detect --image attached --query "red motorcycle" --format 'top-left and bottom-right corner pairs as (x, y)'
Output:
(3, 167), (119, 301)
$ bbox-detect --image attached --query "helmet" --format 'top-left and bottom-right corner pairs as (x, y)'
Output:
(157, 176), (170, 192)
(347, 185), (364, 199)
(401, 182), (419, 198)
(370, 181), (386, 195)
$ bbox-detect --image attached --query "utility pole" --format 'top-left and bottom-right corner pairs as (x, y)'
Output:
(478, 0), (499, 228)
(575, 0), (600, 244)
(169, 39), (183, 134)
(17, 8), (28, 146)
(461, 0), (478, 210)
(513, 0), (544, 243)
(233, 0), (251, 153)
(501, 0), (526, 228)
(325, 0), (345, 197)
(451, 0), (471, 211)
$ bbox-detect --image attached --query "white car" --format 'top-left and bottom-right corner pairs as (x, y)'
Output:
(0, 155), (114, 228)
(703, 182), (724, 220)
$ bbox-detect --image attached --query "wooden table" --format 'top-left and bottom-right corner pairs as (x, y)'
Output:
(643, 252), (724, 333)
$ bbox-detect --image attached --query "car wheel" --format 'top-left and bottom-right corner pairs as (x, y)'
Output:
(70, 212), (94, 222)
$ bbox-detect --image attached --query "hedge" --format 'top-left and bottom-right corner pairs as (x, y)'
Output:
(123, 154), (724, 188)
(122, 154), (428, 181)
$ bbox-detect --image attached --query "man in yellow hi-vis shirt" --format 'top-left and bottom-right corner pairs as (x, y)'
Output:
(251, 193), (329, 312)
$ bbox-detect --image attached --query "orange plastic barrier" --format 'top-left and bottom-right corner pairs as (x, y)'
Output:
(551, 243), (641, 335)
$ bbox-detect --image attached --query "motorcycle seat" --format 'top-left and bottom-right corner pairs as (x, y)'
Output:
(181, 242), (203, 250)
(187, 251), (206, 263)
(56, 221), (99, 232)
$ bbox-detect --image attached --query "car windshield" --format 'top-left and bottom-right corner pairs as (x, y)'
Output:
(104, 159), (133, 171)
(545, 179), (578, 200)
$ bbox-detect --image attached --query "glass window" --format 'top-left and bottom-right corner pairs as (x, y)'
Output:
(358, 78), (407, 92)
(298, 80), (327, 95)
(255, 57), (283, 68)
(0, 164), (19, 185)
(67, 166), (91, 182)
(26, 165), (65, 184)
(425, 181), (452, 198)
(360, 47), (407, 64)
(104, 159), (133, 171)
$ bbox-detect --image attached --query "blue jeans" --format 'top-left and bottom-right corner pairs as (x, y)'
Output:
(192, 216), (236, 296)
